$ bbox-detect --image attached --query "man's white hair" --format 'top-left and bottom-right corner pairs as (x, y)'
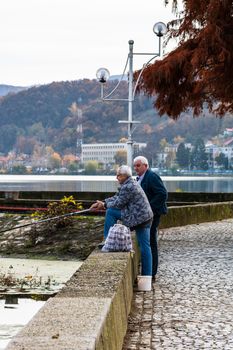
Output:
(133, 156), (149, 166)
(117, 165), (132, 177)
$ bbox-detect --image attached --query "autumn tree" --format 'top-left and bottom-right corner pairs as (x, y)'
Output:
(190, 138), (208, 170)
(119, 138), (128, 143)
(0, 124), (19, 153)
(84, 160), (98, 175)
(63, 154), (77, 167)
(114, 150), (127, 165)
(176, 142), (190, 168)
(63, 154), (78, 173)
(173, 135), (185, 144)
(16, 136), (37, 155)
(215, 152), (229, 169)
(68, 102), (80, 119)
(11, 164), (28, 174)
(49, 152), (62, 169)
(28, 122), (46, 143)
(165, 151), (176, 169)
(68, 162), (79, 173)
(136, 0), (233, 118)
(160, 138), (169, 151)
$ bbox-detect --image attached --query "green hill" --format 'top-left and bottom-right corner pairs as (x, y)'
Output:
(0, 79), (231, 156)
(0, 84), (28, 97)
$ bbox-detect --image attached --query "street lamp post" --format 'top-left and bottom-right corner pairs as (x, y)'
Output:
(96, 22), (167, 168)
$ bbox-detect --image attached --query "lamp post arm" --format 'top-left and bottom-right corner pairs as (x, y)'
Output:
(132, 54), (159, 98)
(101, 56), (129, 100)
(100, 97), (129, 102)
(132, 35), (163, 98)
(133, 52), (160, 55)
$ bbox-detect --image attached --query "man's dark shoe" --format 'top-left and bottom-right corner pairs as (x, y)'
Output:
(152, 275), (156, 283)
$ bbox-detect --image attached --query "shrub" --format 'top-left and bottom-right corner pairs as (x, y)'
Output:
(32, 195), (83, 233)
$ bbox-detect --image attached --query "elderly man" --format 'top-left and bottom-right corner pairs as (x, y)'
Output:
(91, 165), (153, 278)
(133, 156), (168, 281)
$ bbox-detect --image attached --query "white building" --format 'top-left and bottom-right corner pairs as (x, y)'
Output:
(81, 142), (146, 164)
(223, 128), (233, 137)
(205, 139), (233, 168)
(157, 143), (193, 168)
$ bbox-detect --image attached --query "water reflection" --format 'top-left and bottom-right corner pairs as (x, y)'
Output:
(4, 295), (19, 308)
(0, 298), (45, 349)
(0, 175), (233, 193)
(0, 175), (118, 192)
(163, 176), (233, 193)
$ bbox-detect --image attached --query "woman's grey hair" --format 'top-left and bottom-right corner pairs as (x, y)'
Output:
(133, 156), (149, 166)
(117, 165), (132, 177)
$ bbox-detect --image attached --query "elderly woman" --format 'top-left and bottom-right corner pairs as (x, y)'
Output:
(91, 165), (153, 277)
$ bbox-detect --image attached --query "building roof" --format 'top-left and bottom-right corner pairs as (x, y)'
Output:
(223, 137), (233, 146)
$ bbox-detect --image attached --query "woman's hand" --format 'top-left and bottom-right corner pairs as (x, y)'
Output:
(90, 200), (105, 210)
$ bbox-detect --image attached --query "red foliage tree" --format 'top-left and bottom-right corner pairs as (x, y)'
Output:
(136, 0), (233, 118)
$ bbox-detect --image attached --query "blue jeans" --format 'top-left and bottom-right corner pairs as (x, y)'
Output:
(104, 208), (152, 276)
(136, 225), (152, 276)
(104, 208), (121, 239)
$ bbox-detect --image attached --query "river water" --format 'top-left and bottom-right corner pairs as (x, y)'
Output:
(0, 298), (44, 350)
(0, 174), (233, 192)
(0, 258), (82, 349)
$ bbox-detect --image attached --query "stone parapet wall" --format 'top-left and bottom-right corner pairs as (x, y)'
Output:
(6, 238), (140, 350)
(161, 201), (233, 228)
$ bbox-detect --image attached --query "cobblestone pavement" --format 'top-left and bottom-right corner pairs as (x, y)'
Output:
(122, 219), (233, 350)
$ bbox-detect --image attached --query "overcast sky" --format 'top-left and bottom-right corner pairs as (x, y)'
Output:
(0, 0), (176, 86)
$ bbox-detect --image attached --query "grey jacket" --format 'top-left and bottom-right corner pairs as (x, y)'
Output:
(105, 177), (153, 228)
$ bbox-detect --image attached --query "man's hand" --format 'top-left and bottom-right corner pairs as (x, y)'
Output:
(90, 200), (105, 210)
